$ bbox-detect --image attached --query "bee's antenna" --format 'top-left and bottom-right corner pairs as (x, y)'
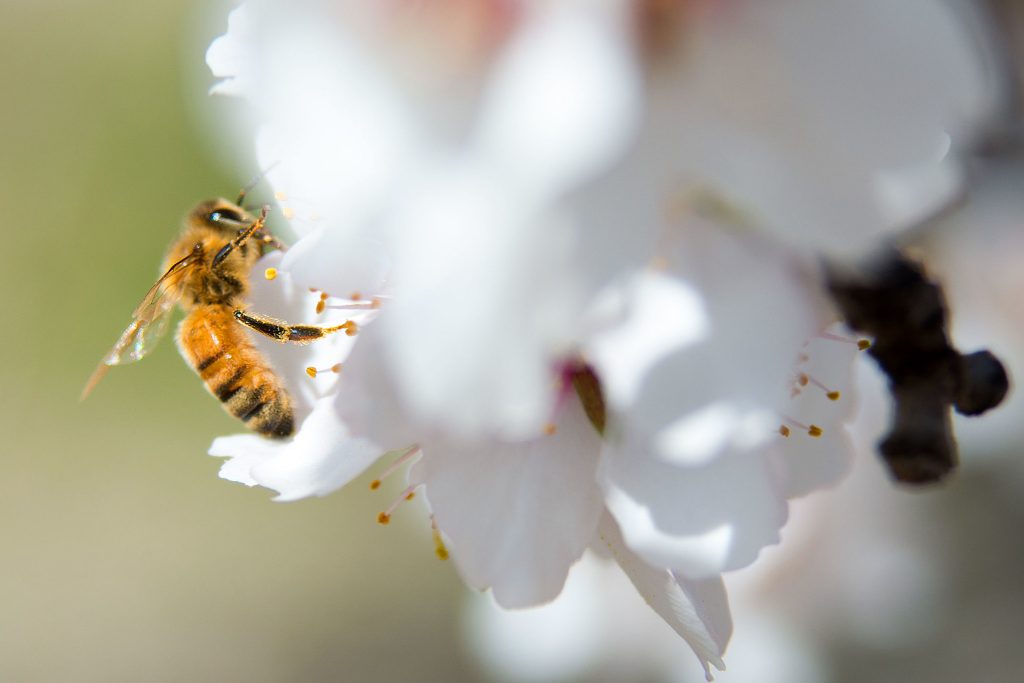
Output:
(235, 161), (281, 207)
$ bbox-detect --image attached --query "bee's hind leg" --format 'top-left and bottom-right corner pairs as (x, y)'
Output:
(233, 309), (357, 343)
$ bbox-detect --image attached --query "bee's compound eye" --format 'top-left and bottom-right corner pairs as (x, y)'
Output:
(208, 208), (244, 225)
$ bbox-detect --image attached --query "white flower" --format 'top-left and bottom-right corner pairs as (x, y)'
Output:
(590, 219), (859, 577)
(331, 319), (735, 676)
(203, 0), (1001, 678)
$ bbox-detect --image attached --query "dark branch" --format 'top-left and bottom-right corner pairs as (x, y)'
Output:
(827, 251), (1009, 485)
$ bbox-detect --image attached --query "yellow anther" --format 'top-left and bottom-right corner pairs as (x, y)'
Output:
(798, 373), (809, 387)
(371, 297), (383, 309)
(779, 425), (791, 437)
(264, 267), (278, 280)
(343, 320), (359, 336)
(315, 300), (326, 314)
(858, 339), (871, 351)
(827, 391), (841, 401)
(350, 292), (362, 301)
(433, 527), (449, 561)
(369, 479), (381, 491)
(405, 491), (416, 501)
(307, 363), (342, 378)
(543, 423), (558, 436)
(808, 425), (823, 437)
(377, 512), (391, 525)
(282, 207), (295, 220)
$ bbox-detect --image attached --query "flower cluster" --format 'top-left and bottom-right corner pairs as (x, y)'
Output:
(205, 0), (1000, 677)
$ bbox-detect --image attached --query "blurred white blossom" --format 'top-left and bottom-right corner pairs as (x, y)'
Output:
(205, 0), (1002, 677)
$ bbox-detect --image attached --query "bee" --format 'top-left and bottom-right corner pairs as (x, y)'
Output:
(82, 196), (349, 438)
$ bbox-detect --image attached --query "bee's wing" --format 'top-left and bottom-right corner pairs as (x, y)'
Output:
(81, 251), (200, 400)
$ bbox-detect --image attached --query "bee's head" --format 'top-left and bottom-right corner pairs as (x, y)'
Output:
(190, 198), (255, 236)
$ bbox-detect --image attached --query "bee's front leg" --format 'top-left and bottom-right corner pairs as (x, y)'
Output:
(253, 230), (288, 253)
(212, 207), (269, 268)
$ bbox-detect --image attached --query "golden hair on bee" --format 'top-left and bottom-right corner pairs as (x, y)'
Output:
(83, 198), (351, 439)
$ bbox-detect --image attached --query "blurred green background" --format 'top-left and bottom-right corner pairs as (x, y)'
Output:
(0, 2), (478, 680)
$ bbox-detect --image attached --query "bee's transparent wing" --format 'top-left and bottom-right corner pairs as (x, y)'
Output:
(81, 251), (199, 399)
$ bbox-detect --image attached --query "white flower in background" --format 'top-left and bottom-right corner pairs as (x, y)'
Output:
(204, 0), (1002, 678)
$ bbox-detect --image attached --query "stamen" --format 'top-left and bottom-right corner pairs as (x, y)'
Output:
(780, 414), (823, 438)
(305, 363), (343, 378)
(805, 373), (841, 401)
(369, 445), (421, 491)
(818, 331), (872, 350)
(377, 485), (418, 525)
(324, 294), (388, 312)
(432, 522), (449, 561)
(325, 302), (381, 311)
(342, 320), (358, 336)
(264, 267), (278, 281)
(315, 292), (329, 315)
(781, 414), (807, 431)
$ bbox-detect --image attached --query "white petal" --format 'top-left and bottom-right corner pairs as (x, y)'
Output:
(586, 272), (709, 409)
(278, 225), (391, 297)
(474, 1), (639, 195)
(206, 5), (253, 96)
(382, 161), (579, 439)
(243, 12), (421, 241)
(597, 514), (730, 681)
(410, 394), (605, 608)
(332, 323), (426, 452)
(211, 433), (276, 488)
(209, 397), (382, 502)
(601, 432), (788, 577)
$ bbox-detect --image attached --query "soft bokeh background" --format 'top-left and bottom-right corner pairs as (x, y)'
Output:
(2, 1), (1024, 682)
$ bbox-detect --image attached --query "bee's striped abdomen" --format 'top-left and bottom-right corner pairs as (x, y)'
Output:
(178, 305), (294, 438)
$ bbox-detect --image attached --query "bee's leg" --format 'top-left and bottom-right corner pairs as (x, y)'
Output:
(233, 309), (357, 343)
(253, 230), (288, 252)
(212, 207), (269, 268)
